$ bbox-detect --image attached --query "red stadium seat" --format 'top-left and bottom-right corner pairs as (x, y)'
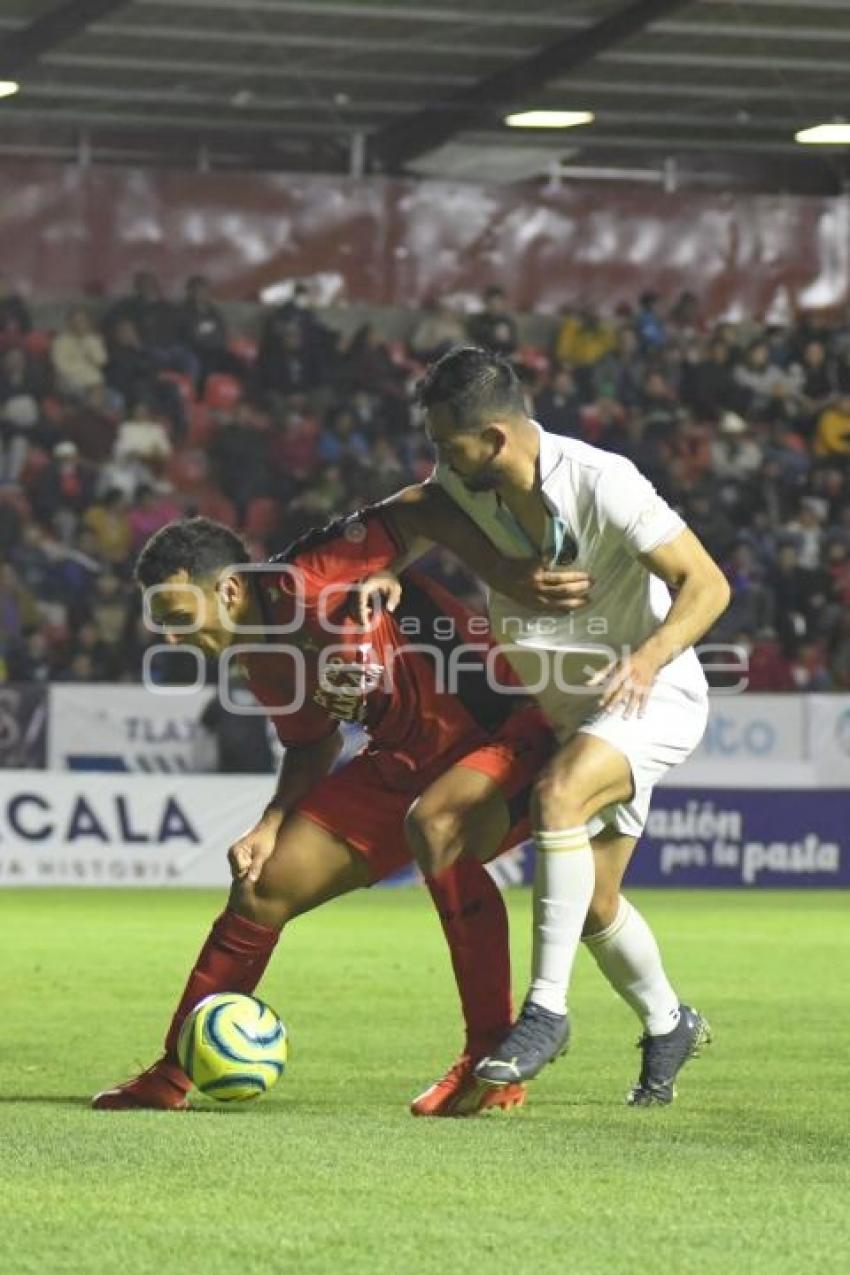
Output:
(159, 370), (196, 404)
(242, 497), (281, 539)
(204, 373), (243, 410)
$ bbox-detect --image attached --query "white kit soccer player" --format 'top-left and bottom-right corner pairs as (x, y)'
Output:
(399, 347), (730, 1101)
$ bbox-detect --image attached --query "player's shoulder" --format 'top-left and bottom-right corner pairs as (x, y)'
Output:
(270, 509), (372, 566)
(538, 427), (639, 493)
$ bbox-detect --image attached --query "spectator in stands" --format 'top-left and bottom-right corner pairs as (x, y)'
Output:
(64, 383), (118, 463)
(62, 620), (115, 682)
(105, 317), (155, 405)
(814, 393), (850, 456)
(267, 281), (336, 355)
(256, 320), (324, 403)
(635, 291), (667, 350)
(113, 401), (173, 471)
(318, 405), (369, 466)
(783, 498), (827, 571)
(127, 485), (181, 553)
(51, 308), (107, 398)
(734, 339), (801, 421)
(209, 403), (273, 521)
(83, 488), (132, 566)
(790, 639), (833, 691)
(553, 306), (615, 389)
(267, 409), (319, 482)
(0, 345), (46, 404)
(5, 630), (55, 683)
(409, 300), (466, 363)
(534, 364), (581, 437)
(467, 286), (518, 357)
(680, 336), (737, 419)
(178, 275), (244, 392)
(768, 542), (827, 655)
(28, 441), (97, 528)
(710, 411), (763, 483)
(639, 368), (683, 440)
(1, 393), (41, 481)
(337, 323), (404, 399)
(105, 271), (197, 381)
(592, 325), (644, 407)
(795, 339), (838, 433)
(0, 275), (31, 343)
(105, 318), (185, 439)
(0, 562), (40, 652)
(88, 570), (132, 644)
(735, 628), (795, 693)
(668, 290), (701, 337)
(1, 273), (846, 690)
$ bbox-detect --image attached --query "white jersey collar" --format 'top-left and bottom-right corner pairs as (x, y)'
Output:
(530, 419), (565, 488)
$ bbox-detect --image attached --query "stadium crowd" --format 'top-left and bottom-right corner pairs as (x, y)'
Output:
(1, 273), (849, 691)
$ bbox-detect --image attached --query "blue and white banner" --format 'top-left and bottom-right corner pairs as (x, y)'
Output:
(0, 771), (274, 886)
(48, 685), (216, 772)
(628, 788), (848, 888)
(1, 769), (846, 889)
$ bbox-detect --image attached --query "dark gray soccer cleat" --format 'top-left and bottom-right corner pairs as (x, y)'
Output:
(627, 1004), (712, 1107)
(474, 1000), (571, 1085)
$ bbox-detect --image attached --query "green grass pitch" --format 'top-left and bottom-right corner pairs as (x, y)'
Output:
(2, 887), (849, 1275)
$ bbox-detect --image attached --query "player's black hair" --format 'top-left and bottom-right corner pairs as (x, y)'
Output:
(134, 516), (249, 587)
(415, 345), (525, 432)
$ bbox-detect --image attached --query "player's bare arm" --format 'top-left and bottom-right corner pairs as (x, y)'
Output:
(381, 483), (593, 613)
(589, 528), (731, 717)
(229, 730), (343, 883)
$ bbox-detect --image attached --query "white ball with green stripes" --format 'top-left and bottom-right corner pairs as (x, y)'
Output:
(177, 993), (287, 1102)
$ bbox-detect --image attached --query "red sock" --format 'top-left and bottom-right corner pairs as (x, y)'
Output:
(424, 857), (513, 1058)
(163, 908), (280, 1061)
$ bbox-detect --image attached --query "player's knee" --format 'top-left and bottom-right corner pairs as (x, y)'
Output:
(404, 802), (463, 876)
(229, 878), (291, 930)
(532, 766), (585, 829)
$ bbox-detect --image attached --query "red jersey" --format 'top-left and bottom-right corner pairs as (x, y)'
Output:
(238, 507), (524, 782)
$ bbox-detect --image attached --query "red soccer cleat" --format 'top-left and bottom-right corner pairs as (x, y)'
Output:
(410, 1054), (527, 1118)
(92, 1056), (191, 1111)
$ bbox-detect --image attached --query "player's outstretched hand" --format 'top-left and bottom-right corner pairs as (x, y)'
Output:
(587, 651), (660, 718)
(351, 571), (403, 627)
(228, 808), (284, 884)
(499, 564), (592, 613)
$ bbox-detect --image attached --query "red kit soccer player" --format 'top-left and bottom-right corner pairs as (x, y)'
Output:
(93, 509), (553, 1116)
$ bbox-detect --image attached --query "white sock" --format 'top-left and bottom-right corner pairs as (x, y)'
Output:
(584, 897), (680, 1036)
(528, 826), (595, 1016)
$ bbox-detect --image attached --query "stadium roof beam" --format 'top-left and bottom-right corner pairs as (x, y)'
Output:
(0, 0), (131, 79)
(368, 0), (698, 174)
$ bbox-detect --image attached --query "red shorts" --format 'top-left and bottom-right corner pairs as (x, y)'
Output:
(297, 706), (553, 882)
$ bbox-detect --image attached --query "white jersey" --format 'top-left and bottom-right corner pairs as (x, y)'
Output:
(435, 423), (708, 739)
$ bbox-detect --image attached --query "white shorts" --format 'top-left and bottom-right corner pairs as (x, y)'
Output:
(551, 680), (709, 840)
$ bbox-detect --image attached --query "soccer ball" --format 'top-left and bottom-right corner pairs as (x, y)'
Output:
(177, 992), (287, 1102)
